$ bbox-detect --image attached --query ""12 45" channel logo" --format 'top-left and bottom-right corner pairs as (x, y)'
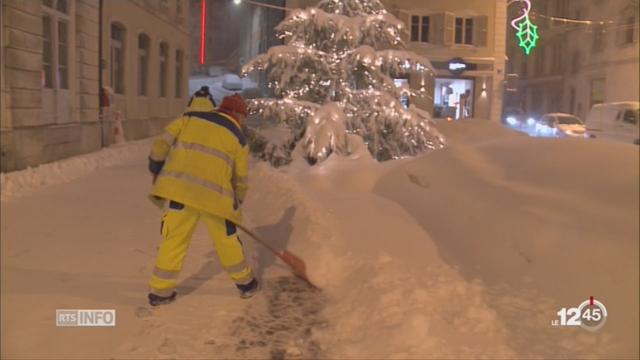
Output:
(551, 296), (607, 331)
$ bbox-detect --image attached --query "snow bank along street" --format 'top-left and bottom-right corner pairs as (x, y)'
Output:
(1, 120), (638, 359)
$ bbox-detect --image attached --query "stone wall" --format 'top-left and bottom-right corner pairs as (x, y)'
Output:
(1, 0), (102, 172)
(1, 0), (188, 173)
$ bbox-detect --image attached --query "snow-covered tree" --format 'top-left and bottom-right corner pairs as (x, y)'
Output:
(242, 0), (445, 164)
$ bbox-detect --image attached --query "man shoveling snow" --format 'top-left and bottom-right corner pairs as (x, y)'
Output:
(146, 92), (259, 306)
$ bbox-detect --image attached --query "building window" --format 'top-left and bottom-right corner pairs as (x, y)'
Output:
(551, 42), (563, 74)
(42, 1), (69, 89)
(111, 23), (126, 94)
(624, 14), (636, 43)
(42, 15), (54, 88)
(590, 78), (605, 107)
(592, 25), (605, 52)
(421, 16), (430, 42)
(622, 109), (638, 125)
(410, 16), (419, 41)
(554, 0), (569, 18)
(455, 17), (473, 45)
(159, 42), (168, 97)
(58, 21), (68, 89)
(44, 0), (67, 12)
(535, 46), (545, 76)
(569, 87), (576, 114)
(619, 6), (638, 45)
(410, 15), (430, 43)
(571, 50), (582, 75)
(175, 49), (183, 98)
(138, 33), (150, 96)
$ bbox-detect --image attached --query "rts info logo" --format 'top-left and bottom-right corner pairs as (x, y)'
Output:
(56, 309), (116, 327)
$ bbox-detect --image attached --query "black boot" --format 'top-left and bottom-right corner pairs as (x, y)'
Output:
(236, 278), (260, 299)
(148, 291), (177, 306)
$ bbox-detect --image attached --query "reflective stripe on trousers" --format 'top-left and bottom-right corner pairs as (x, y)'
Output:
(149, 201), (253, 296)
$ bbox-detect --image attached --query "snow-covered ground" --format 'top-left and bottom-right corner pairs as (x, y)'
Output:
(1, 120), (638, 359)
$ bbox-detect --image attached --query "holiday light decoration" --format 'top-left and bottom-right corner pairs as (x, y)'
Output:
(516, 15), (538, 55)
(242, 0), (445, 165)
(511, 0), (538, 55)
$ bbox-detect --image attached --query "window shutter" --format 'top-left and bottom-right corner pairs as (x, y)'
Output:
(396, 10), (411, 44)
(443, 12), (455, 46)
(430, 12), (444, 45)
(473, 15), (488, 47)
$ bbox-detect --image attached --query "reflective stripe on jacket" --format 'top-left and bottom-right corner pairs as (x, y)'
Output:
(148, 110), (248, 224)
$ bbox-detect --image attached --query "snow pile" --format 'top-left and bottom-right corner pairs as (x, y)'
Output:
(1, 119), (637, 358)
(262, 146), (515, 357)
(374, 120), (639, 357)
(0, 140), (151, 201)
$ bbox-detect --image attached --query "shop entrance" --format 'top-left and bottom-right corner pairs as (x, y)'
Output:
(434, 78), (475, 119)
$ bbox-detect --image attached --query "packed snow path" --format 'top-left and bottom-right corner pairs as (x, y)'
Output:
(0, 142), (329, 359)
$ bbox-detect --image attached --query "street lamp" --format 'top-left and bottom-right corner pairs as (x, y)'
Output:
(233, 0), (242, 4)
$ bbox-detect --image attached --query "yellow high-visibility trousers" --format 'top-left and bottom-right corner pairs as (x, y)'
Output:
(149, 201), (253, 297)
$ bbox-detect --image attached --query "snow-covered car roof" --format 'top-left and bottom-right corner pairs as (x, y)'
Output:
(591, 101), (639, 109)
(542, 113), (580, 118)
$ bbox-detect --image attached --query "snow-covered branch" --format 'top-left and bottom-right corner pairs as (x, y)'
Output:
(277, 8), (406, 54)
(243, 0), (445, 165)
(342, 90), (445, 160)
(302, 102), (350, 164)
(242, 45), (333, 102)
(317, 0), (387, 16)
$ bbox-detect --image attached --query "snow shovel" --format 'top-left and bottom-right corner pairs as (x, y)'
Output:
(235, 223), (318, 289)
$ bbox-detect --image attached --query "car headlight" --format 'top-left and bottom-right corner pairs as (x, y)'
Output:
(506, 116), (518, 126)
(527, 118), (536, 126)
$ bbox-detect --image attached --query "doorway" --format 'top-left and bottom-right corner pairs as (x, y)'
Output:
(434, 77), (474, 119)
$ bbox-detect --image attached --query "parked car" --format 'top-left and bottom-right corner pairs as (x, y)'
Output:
(502, 107), (533, 128)
(534, 113), (587, 138)
(585, 102), (639, 145)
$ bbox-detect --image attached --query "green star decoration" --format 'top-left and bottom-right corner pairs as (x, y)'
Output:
(516, 15), (539, 55)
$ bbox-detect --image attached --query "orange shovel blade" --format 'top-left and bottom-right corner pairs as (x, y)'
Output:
(280, 250), (317, 289)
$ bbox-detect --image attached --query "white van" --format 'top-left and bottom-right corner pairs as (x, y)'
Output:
(585, 102), (639, 145)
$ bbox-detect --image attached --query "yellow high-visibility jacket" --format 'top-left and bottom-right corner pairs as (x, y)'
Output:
(148, 103), (248, 224)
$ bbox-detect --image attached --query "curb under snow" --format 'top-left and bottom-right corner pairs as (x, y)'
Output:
(1, 140), (151, 202)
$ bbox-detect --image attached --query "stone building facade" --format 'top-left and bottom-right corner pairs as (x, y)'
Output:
(506, 0), (639, 120)
(0, 0), (190, 173)
(286, 0), (508, 122)
(102, 0), (190, 141)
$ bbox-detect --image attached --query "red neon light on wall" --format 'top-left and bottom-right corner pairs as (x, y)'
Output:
(200, 0), (206, 65)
